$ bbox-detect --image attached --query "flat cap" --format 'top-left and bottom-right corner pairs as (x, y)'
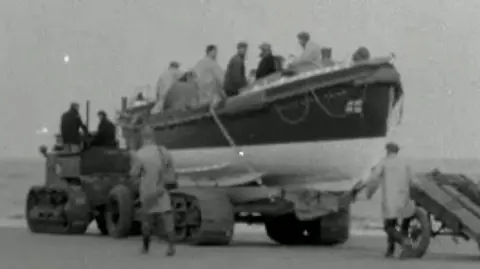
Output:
(297, 31), (310, 40)
(385, 142), (400, 153)
(259, 42), (271, 50)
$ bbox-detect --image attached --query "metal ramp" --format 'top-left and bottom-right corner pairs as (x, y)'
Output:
(408, 171), (480, 257)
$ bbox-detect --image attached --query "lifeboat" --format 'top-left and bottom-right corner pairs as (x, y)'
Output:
(117, 56), (404, 190)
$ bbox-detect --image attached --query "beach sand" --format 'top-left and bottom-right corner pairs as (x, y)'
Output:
(1, 226), (479, 269)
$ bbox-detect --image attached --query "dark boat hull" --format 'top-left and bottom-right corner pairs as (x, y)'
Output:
(119, 58), (404, 188)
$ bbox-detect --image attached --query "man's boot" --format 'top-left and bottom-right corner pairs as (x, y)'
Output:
(162, 212), (176, 257)
(398, 238), (414, 259)
(141, 234), (151, 254)
(165, 232), (176, 257)
(384, 236), (395, 258)
(141, 219), (152, 254)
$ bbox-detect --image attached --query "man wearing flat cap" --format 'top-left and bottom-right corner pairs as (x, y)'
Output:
(362, 142), (416, 259)
(289, 31), (322, 68)
(224, 42), (249, 97)
(130, 125), (177, 256)
(255, 43), (278, 80)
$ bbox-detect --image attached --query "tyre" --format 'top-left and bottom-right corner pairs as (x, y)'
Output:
(264, 213), (306, 245)
(404, 207), (431, 258)
(105, 185), (134, 238)
(305, 207), (351, 246)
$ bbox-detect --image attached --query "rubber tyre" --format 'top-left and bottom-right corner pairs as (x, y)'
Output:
(407, 207), (431, 258)
(105, 185), (134, 238)
(264, 213), (305, 245)
(305, 208), (351, 246)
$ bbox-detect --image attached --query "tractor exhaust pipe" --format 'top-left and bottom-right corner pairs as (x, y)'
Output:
(85, 100), (90, 130)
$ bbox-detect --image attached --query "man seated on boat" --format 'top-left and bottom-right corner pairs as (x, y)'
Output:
(162, 71), (199, 112)
(224, 42), (249, 97)
(90, 110), (117, 147)
(151, 61), (183, 114)
(255, 43), (278, 80)
(288, 31), (322, 68)
(352, 46), (371, 63)
(193, 44), (226, 106)
(320, 47), (335, 67)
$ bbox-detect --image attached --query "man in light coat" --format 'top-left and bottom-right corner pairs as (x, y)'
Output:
(130, 126), (177, 256)
(289, 31), (322, 68)
(193, 44), (226, 106)
(151, 61), (183, 114)
(363, 142), (415, 258)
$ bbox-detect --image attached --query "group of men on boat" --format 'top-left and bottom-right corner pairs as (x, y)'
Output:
(145, 31), (371, 114)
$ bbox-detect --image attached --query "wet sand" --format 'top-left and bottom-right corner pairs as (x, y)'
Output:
(2, 226), (479, 269)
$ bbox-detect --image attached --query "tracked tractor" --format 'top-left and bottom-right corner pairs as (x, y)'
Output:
(25, 99), (353, 246)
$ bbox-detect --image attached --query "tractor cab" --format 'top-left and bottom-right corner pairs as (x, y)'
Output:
(39, 133), (130, 186)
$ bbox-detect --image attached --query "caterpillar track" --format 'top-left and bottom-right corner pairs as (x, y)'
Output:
(26, 185), (91, 235)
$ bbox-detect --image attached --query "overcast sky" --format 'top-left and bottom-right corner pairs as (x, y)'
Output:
(1, 0), (480, 158)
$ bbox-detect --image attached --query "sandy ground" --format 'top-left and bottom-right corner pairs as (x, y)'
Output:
(2, 225), (479, 269)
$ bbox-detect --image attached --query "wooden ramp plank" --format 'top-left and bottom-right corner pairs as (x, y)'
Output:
(441, 186), (480, 221)
(414, 176), (480, 239)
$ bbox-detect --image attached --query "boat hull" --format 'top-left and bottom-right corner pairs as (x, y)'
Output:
(119, 58), (403, 190)
(173, 137), (387, 189)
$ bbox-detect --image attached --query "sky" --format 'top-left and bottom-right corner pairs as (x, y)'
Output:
(1, 0), (480, 158)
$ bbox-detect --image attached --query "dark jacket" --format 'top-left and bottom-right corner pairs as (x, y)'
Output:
(223, 54), (247, 97)
(255, 54), (278, 79)
(92, 118), (117, 147)
(60, 109), (87, 145)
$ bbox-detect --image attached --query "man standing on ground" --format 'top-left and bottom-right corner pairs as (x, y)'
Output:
(224, 42), (248, 97)
(363, 142), (415, 259)
(60, 102), (88, 153)
(130, 126), (177, 256)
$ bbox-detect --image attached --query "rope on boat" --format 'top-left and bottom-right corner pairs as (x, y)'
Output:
(274, 95), (311, 125)
(209, 103), (264, 183)
(209, 103), (276, 199)
(274, 86), (367, 125)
